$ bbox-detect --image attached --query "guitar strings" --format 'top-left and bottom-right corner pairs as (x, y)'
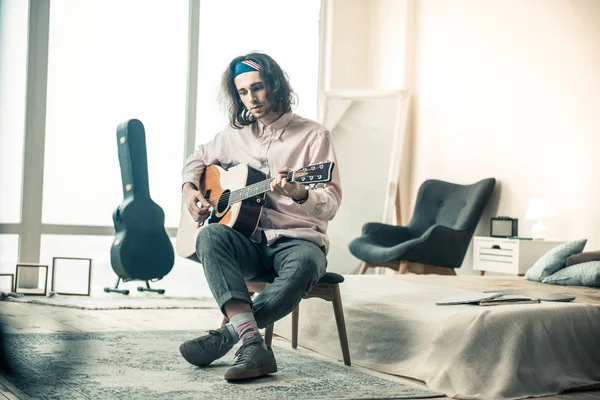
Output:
(199, 177), (276, 206)
(197, 174), (281, 205)
(197, 173), (327, 207)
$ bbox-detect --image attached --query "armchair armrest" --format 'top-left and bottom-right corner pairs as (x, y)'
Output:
(419, 224), (471, 242)
(361, 223), (415, 245)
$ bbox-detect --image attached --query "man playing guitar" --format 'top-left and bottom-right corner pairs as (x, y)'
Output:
(179, 52), (342, 381)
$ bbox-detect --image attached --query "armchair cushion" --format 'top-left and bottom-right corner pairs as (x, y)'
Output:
(401, 225), (474, 268)
(524, 239), (588, 282)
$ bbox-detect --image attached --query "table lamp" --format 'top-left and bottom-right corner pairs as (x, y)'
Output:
(525, 198), (553, 239)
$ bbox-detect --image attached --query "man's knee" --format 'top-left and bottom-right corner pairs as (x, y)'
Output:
(195, 224), (233, 257)
(294, 256), (326, 293)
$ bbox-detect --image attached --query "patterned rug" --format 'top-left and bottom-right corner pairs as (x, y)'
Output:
(2, 292), (217, 310)
(2, 330), (444, 400)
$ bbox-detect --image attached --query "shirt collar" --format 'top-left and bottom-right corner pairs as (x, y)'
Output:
(253, 112), (293, 140)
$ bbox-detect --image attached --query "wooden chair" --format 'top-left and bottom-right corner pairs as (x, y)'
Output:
(221, 272), (351, 366)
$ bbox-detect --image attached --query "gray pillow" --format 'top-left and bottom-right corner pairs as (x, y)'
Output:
(542, 261), (600, 287)
(566, 250), (600, 267)
(524, 239), (587, 282)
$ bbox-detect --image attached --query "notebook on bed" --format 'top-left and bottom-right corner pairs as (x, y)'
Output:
(479, 294), (540, 306)
(436, 292), (542, 306)
(483, 289), (575, 302)
(436, 292), (503, 305)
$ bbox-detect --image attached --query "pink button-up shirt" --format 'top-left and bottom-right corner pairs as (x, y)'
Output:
(182, 112), (342, 252)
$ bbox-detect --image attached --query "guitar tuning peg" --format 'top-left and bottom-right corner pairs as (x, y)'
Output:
(312, 183), (319, 190)
(322, 183), (327, 188)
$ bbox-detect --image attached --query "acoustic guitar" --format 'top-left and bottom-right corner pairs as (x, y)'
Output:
(110, 119), (175, 283)
(176, 161), (335, 258)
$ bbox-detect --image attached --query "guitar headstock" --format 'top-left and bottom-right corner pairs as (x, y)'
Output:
(288, 161), (335, 187)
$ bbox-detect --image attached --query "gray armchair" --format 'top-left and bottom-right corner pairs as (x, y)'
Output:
(349, 178), (496, 274)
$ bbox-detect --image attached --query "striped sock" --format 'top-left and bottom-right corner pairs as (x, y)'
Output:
(229, 312), (267, 349)
(225, 323), (239, 343)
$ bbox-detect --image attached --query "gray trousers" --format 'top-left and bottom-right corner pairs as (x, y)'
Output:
(195, 224), (327, 329)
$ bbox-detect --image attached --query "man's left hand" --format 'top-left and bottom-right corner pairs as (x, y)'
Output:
(270, 167), (308, 201)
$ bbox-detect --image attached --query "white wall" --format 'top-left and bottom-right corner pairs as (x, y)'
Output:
(366, 0), (406, 90)
(328, 0), (406, 90)
(408, 0), (600, 274)
(329, 0), (370, 90)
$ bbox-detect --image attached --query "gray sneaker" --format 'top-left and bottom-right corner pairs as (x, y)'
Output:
(179, 326), (237, 367)
(224, 335), (277, 381)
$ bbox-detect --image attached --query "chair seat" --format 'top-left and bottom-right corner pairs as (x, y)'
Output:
(318, 272), (344, 284)
(247, 271), (344, 285)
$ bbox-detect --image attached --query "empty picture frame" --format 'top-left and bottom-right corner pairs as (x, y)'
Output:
(51, 257), (92, 296)
(0, 274), (15, 292)
(15, 263), (49, 296)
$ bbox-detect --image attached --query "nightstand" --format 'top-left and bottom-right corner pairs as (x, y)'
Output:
(473, 236), (567, 276)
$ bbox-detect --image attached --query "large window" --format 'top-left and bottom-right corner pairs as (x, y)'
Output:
(1, 0), (324, 295)
(0, 235), (19, 274)
(42, 0), (189, 227)
(0, 0), (29, 223)
(195, 0), (322, 145)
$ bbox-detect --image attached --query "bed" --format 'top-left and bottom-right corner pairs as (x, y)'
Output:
(399, 275), (600, 308)
(273, 275), (600, 400)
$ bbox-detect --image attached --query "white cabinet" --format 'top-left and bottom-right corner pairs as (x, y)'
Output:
(473, 236), (566, 276)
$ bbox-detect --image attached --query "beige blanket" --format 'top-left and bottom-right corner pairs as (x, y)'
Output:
(274, 275), (600, 400)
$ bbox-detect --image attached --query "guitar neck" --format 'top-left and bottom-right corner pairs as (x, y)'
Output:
(228, 173), (291, 205)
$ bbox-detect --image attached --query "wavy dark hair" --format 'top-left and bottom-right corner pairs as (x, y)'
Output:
(220, 52), (297, 129)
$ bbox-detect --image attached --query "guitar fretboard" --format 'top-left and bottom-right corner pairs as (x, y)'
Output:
(228, 172), (292, 205)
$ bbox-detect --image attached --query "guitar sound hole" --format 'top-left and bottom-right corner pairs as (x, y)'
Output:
(217, 190), (230, 214)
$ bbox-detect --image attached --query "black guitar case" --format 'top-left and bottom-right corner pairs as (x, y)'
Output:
(109, 119), (174, 285)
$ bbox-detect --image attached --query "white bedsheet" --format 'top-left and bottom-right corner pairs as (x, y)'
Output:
(273, 275), (600, 399)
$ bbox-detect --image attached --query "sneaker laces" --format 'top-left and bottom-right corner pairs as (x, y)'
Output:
(197, 329), (227, 350)
(232, 337), (262, 366)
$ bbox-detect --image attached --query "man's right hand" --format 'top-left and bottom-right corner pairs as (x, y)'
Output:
(183, 183), (211, 223)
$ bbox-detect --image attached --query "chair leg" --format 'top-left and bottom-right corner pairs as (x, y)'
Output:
(291, 305), (299, 349)
(264, 323), (274, 347)
(399, 261), (408, 274)
(331, 283), (351, 366)
(359, 262), (370, 274)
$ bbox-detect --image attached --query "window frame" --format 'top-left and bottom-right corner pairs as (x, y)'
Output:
(0, 0), (327, 265)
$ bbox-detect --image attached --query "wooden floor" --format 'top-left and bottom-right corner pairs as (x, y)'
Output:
(0, 302), (599, 400)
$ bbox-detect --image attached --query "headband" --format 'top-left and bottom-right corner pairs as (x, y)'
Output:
(233, 59), (261, 78)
